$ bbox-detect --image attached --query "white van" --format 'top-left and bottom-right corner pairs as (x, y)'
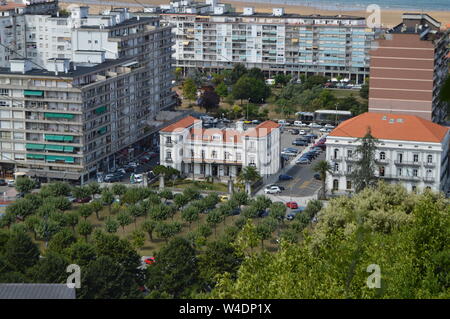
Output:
(294, 121), (303, 127)
(277, 119), (287, 125)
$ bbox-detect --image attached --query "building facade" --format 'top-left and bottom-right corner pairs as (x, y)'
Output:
(159, 116), (281, 181)
(160, 1), (376, 83)
(368, 13), (450, 123)
(325, 112), (450, 195)
(0, 6), (174, 183)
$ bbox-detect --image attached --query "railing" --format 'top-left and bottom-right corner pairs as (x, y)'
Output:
(394, 160), (421, 166)
(423, 162), (435, 167)
(165, 158), (173, 163)
(165, 142), (173, 147)
(331, 156), (343, 162)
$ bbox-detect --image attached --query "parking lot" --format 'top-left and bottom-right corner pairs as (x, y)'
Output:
(264, 125), (327, 199)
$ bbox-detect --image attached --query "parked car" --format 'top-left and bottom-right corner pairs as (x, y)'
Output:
(292, 139), (307, 146)
(314, 173), (321, 180)
(286, 201), (298, 209)
(319, 128), (328, 132)
(294, 121), (303, 127)
(308, 122), (321, 128)
(264, 185), (282, 194)
(7, 180), (15, 187)
(324, 124), (335, 128)
(278, 174), (293, 181)
(267, 184), (285, 191)
(243, 120), (252, 124)
(219, 195), (229, 202)
(281, 150), (298, 156)
(277, 119), (287, 125)
(104, 174), (122, 183)
(290, 129), (300, 135)
(283, 147), (299, 154)
(0, 179), (7, 186)
(299, 130), (306, 135)
(131, 174), (143, 184)
(74, 196), (92, 203)
(15, 192), (25, 199)
(296, 158), (311, 165)
(252, 120), (261, 124)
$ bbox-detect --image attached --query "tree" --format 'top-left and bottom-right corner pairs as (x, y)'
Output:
(215, 82), (228, 100)
(15, 176), (35, 194)
(66, 241), (96, 267)
(233, 75), (270, 104)
(147, 237), (198, 297)
(105, 218), (119, 234)
(128, 204), (144, 227)
(6, 198), (35, 220)
(129, 229), (146, 250)
(101, 189), (115, 215)
(111, 184), (127, 196)
(87, 182), (101, 196)
(247, 67), (265, 81)
(78, 205), (93, 221)
(182, 78), (197, 101)
(274, 73), (291, 87)
(181, 206), (200, 230)
(117, 211), (132, 233)
(350, 127), (379, 193)
(198, 89), (220, 111)
(48, 229), (76, 254)
(360, 82), (369, 100)
(155, 222), (179, 243)
(313, 160), (332, 199)
(231, 191), (249, 206)
(72, 186), (91, 201)
(235, 220), (258, 255)
(255, 223), (272, 249)
(79, 256), (141, 299)
(27, 251), (69, 284)
(269, 202), (286, 224)
(47, 196), (72, 212)
(159, 189), (173, 203)
(230, 63), (247, 83)
(65, 212), (79, 233)
(206, 210), (223, 237)
(24, 215), (40, 240)
(4, 232), (40, 272)
(40, 182), (71, 197)
(141, 220), (158, 242)
(77, 221), (93, 240)
(237, 166), (261, 195)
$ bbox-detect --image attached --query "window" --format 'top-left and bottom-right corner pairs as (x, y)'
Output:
(249, 156), (255, 165)
(413, 154), (419, 162)
(397, 168), (402, 176)
(346, 180), (352, 190)
(334, 163), (339, 172)
(200, 164), (206, 174)
(211, 150), (217, 159)
(0, 89), (9, 96)
(413, 169), (418, 177)
(201, 150), (205, 158)
(334, 148), (339, 159)
(379, 166), (385, 177)
(397, 153), (403, 163)
(166, 136), (172, 144)
(412, 185), (417, 193)
(333, 179), (339, 190)
(236, 153), (241, 161)
(427, 155), (433, 163)
(347, 164), (352, 173)
(166, 151), (172, 160)
(347, 149), (353, 158)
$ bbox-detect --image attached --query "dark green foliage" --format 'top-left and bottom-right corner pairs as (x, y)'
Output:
(3, 232), (40, 272)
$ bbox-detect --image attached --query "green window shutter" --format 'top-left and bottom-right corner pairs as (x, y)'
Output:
(24, 90), (44, 96)
(46, 155), (75, 163)
(44, 113), (75, 119)
(63, 136), (74, 142)
(27, 154), (45, 160)
(98, 126), (107, 134)
(64, 146), (74, 153)
(45, 144), (65, 152)
(94, 106), (107, 114)
(26, 143), (45, 150)
(44, 134), (64, 141)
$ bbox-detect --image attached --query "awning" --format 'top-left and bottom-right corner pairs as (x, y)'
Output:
(64, 146), (74, 153)
(94, 106), (107, 114)
(26, 143), (45, 150)
(44, 134), (74, 142)
(14, 171), (28, 176)
(45, 144), (64, 152)
(44, 112), (75, 119)
(24, 90), (43, 96)
(26, 154), (45, 160)
(46, 155), (75, 163)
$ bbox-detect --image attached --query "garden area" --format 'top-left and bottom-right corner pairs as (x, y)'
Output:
(175, 63), (369, 121)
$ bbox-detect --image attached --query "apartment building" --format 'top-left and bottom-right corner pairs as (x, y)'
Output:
(159, 116), (281, 181)
(160, 1), (376, 83)
(325, 112), (450, 194)
(368, 13), (450, 123)
(0, 6), (174, 183)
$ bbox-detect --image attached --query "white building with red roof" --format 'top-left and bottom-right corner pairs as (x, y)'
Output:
(325, 112), (450, 194)
(159, 116), (281, 181)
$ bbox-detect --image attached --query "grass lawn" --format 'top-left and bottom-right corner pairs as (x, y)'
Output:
(150, 179), (230, 193)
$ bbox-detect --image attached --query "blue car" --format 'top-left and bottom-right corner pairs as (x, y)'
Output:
(279, 174), (293, 181)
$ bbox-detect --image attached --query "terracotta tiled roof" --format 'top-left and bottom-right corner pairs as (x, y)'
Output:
(243, 120), (280, 137)
(0, 2), (25, 11)
(160, 115), (199, 133)
(188, 128), (243, 143)
(328, 112), (449, 143)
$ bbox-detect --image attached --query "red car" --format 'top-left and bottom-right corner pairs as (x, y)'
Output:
(144, 257), (155, 265)
(74, 196), (92, 203)
(286, 201), (298, 209)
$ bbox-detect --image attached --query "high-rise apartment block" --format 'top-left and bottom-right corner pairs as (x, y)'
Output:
(0, 3), (174, 183)
(160, 0), (376, 83)
(368, 13), (449, 123)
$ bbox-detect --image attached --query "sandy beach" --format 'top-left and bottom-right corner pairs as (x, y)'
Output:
(60, 0), (450, 28)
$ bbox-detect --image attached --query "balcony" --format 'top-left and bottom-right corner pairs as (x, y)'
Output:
(394, 160), (421, 166)
(165, 158), (173, 163)
(423, 161), (435, 168)
(331, 156), (343, 162)
(423, 176), (435, 182)
(345, 156), (359, 162)
(331, 170), (345, 176)
(375, 158), (389, 164)
(165, 142), (173, 147)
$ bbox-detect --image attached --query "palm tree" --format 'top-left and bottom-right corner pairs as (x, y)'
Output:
(313, 160), (331, 199)
(237, 166), (261, 195)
